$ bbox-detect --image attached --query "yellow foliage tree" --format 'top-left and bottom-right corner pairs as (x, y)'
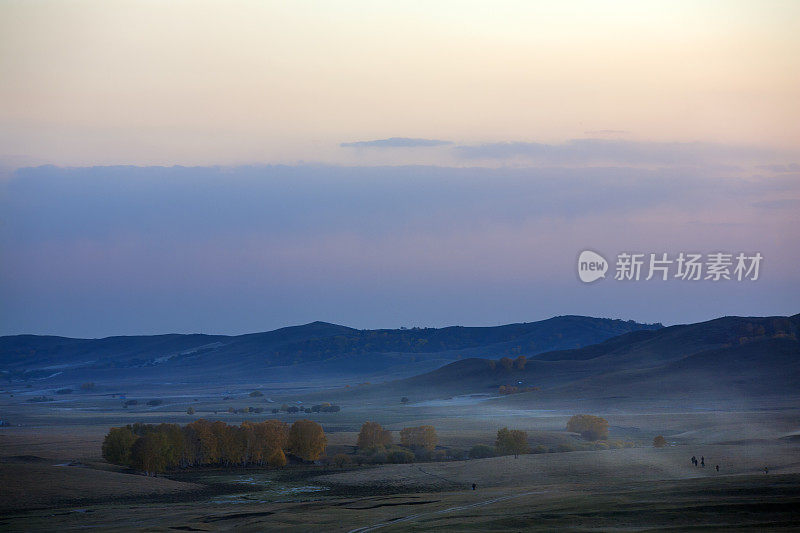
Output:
(267, 447), (287, 467)
(357, 421), (393, 450)
(102, 426), (137, 465)
(287, 419), (327, 462)
(399, 425), (437, 451)
(496, 427), (529, 458)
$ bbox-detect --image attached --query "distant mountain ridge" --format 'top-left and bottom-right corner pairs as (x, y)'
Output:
(0, 316), (660, 385)
(376, 314), (800, 401)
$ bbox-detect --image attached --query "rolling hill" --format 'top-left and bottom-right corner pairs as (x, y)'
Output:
(359, 314), (800, 402)
(0, 316), (660, 386)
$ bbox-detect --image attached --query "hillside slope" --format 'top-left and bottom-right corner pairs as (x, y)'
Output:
(368, 314), (799, 401)
(0, 316), (660, 385)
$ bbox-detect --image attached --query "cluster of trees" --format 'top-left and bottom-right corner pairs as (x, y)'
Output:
(354, 422), (440, 464)
(653, 435), (667, 447)
(487, 355), (528, 371)
(497, 385), (539, 395)
(102, 419), (326, 475)
(733, 318), (796, 344)
(228, 406), (264, 414)
(566, 414), (609, 441)
(309, 402), (341, 413)
(120, 399), (162, 407)
(271, 403), (341, 414)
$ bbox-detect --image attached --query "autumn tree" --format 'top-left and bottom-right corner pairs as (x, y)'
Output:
(653, 435), (667, 448)
(241, 420), (288, 465)
(566, 414), (609, 441)
(499, 357), (513, 371)
(212, 420), (242, 466)
(156, 423), (185, 468)
(186, 419), (219, 465)
(130, 431), (169, 475)
(399, 425), (437, 451)
(102, 426), (137, 466)
(357, 421), (393, 450)
(287, 419), (327, 462)
(496, 427), (529, 458)
(514, 355), (527, 370)
(267, 447), (287, 467)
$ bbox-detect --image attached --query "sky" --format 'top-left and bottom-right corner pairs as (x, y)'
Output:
(1, 1), (798, 336)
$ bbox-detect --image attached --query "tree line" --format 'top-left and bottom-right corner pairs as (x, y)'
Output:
(103, 413), (620, 475)
(102, 419), (326, 475)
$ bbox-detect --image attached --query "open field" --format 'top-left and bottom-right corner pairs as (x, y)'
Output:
(2, 387), (799, 531)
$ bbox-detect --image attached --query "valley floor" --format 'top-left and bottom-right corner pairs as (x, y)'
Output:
(1, 389), (799, 531)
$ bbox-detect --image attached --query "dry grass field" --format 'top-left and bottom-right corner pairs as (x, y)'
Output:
(1, 390), (799, 531)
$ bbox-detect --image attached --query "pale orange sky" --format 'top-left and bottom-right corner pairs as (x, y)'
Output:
(1, 0), (799, 166)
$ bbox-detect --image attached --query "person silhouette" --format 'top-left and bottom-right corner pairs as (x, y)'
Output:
(765, 466), (769, 474)
(715, 464), (719, 472)
(472, 483), (477, 491)
(701, 456), (705, 467)
(691, 455), (697, 466)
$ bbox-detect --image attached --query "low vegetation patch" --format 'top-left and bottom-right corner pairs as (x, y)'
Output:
(566, 414), (609, 441)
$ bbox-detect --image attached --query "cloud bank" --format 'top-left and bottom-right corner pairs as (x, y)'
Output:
(453, 139), (783, 166)
(341, 137), (453, 148)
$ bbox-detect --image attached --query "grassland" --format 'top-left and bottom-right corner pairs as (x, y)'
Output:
(1, 383), (799, 531)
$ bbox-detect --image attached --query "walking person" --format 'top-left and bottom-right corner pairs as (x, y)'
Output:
(701, 456), (705, 468)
